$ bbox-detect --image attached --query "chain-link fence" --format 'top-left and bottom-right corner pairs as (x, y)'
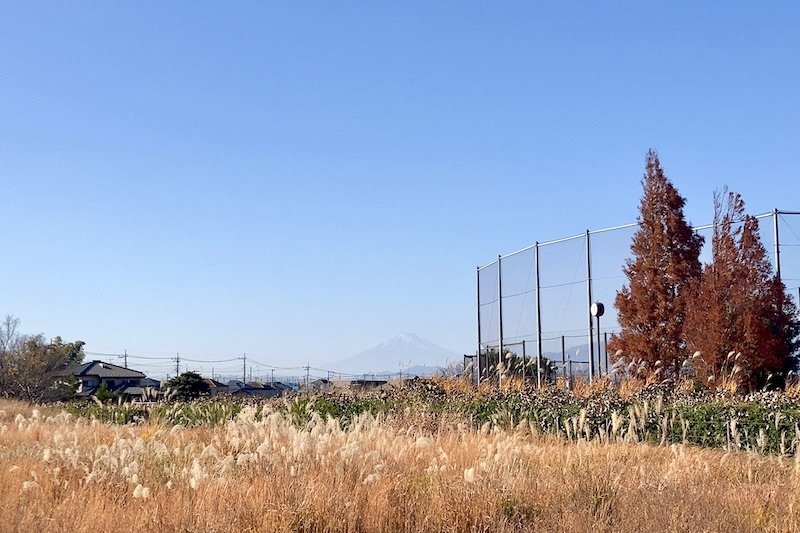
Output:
(476, 210), (800, 385)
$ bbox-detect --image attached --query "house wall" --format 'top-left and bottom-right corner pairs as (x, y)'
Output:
(77, 376), (143, 393)
(100, 377), (142, 389)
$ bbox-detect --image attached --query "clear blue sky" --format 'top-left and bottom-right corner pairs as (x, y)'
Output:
(1, 2), (798, 377)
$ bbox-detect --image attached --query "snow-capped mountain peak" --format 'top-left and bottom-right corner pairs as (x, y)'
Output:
(328, 333), (459, 376)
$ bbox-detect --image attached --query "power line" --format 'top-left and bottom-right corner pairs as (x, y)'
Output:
(247, 358), (305, 371)
(180, 357), (242, 363)
(86, 351), (173, 361)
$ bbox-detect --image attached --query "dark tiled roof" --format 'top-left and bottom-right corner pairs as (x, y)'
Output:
(66, 360), (146, 379)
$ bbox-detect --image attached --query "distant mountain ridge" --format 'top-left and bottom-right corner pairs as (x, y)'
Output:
(328, 333), (460, 376)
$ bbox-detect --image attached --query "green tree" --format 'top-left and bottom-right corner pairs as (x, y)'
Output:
(95, 383), (114, 403)
(50, 336), (85, 366)
(3, 334), (84, 401)
(165, 371), (210, 401)
(608, 151), (704, 376)
(485, 347), (557, 385)
(0, 316), (86, 401)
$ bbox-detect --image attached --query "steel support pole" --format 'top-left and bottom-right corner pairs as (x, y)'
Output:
(535, 242), (543, 389)
(498, 255), (503, 386)
(774, 209), (781, 282)
(522, 341), (527, 383)
(596, 315), (601, 378)
(586, 230), (594, 382)
(476, 266), (482, 384)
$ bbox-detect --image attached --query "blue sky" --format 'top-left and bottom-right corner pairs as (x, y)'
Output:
(1, 2), (799, 377)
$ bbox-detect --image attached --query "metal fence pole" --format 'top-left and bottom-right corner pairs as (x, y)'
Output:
(476, 266), (482, 384)
(774, 209), (781, 282)
(535, 241), (543, 390)
(586, 230), (594, 382)
(595, 315), (601, 378)
(497, 255), (503, 386)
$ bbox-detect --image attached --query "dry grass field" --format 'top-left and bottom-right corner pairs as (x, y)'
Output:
(2, 398), (800, 533)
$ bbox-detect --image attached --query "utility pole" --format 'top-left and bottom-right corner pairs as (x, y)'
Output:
(242, 354), (247, 383)
(123, 350), (128, 369)
(271, 369), (275, 385)
(175, 353), (180, 377)
(305, 364), (310, 390)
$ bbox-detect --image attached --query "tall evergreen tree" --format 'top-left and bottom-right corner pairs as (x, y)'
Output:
(609, 151), (703, 375)
(684, 190), (799, 388)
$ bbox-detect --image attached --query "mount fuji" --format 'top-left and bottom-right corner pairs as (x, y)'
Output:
(327, 333), (461, 377)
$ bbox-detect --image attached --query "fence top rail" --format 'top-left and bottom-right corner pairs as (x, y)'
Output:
(690, 211), (773, 233)
(587, 222), (640, 236)
(478, 210), (790, 271)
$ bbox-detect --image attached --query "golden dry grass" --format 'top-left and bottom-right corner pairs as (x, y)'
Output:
(2, 399), (800, 532)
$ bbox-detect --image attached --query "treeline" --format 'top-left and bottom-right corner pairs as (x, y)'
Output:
(609, 150), (799, 390)
(0, 315), (85, 401)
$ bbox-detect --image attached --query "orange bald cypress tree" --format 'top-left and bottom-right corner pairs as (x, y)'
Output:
(608, 151), (703, 375)
(684, 190), (799, 389)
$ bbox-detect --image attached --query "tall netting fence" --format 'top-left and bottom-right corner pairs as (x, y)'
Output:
(538, 235), (589, 380)
(476, 210), (800, 386)
(588, 224), (639, 375)
(477, 261), (499, 381)
(779, 213), (800, 309)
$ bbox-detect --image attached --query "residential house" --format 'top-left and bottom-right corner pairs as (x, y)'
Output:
(62, 360), (147, 398)
(350, 379), (389, 390)
(203, 378), (229, 395)
(227, 380), (285, 398)
(308, 378), (333, 391)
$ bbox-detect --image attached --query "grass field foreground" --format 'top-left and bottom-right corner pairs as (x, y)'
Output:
(2, 398), (800, 532)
